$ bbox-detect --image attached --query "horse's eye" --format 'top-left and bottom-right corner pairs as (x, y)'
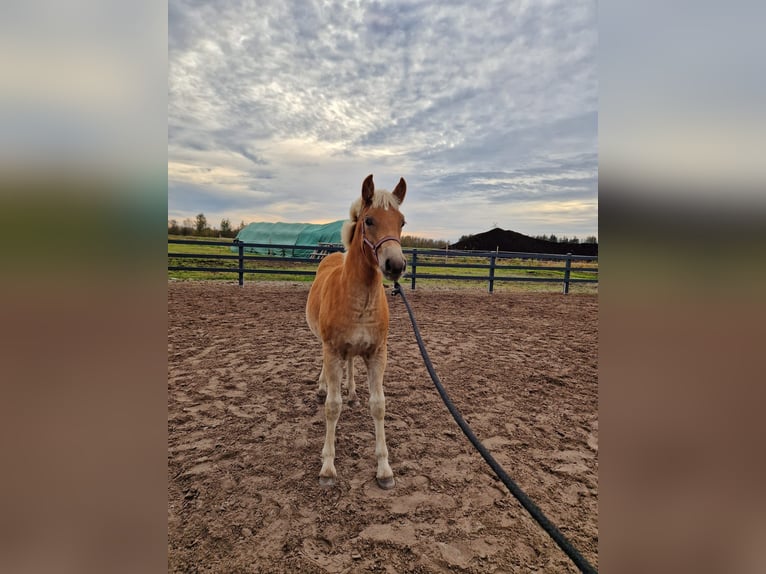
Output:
(401, 220), (406, 228)
(365, 217), (373, 226)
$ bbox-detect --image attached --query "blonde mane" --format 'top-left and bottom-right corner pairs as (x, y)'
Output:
(341, 189), (401, 249)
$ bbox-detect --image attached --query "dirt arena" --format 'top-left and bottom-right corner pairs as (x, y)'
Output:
(168, 281), (598, 573)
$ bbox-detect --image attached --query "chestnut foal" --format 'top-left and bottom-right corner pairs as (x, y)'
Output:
(306, 174), (407, 489)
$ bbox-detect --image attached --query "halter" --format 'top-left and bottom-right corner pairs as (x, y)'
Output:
(361, 222), (401, 265)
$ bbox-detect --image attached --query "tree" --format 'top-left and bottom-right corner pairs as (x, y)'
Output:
(168, 219), (180, 235)
(584, 235), (598, 244)
(220, 218), (232, 237)
(195, 213), (208, 235)
(182, 218), (194, 236)
(400, 235), (450, 248)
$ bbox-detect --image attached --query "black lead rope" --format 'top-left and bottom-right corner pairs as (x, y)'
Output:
(391, 283), (597, 574)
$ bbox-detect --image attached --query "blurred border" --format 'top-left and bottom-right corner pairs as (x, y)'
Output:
(0, 1), (168, 573)
(600, 2), (766, 573)
(2, 1), (766, 573)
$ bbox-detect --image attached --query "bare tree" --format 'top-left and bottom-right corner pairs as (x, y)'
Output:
(195, 213), (208, 235)
(182, 218), (195, 235)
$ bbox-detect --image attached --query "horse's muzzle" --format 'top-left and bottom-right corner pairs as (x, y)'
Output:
(382, 253), (406, 281)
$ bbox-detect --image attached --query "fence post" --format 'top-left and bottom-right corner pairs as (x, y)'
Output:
(563, 252), (572, 294)
(237, 240), (245, 286)
(410, 248), (418, 290)
(488, 255), (496, 294)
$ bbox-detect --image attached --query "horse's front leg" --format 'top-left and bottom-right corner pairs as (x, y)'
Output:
(365, 348), (394, 489)
(319, 346), (343, 487)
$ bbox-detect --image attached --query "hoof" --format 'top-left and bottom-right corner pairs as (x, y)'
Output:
(376, 476), (395, 490)
(316, 392), (327, 404)
(319, 476), (336, 488)
(347, 398), (359, 408)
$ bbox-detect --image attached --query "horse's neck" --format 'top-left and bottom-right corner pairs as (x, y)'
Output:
(343, 238), (380, 293)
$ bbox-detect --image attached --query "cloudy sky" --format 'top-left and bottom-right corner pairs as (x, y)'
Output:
(169, 0), (597, 242)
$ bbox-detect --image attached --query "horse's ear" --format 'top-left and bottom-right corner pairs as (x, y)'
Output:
(392, 177), (406, 204)
(362, 174), (375, 207)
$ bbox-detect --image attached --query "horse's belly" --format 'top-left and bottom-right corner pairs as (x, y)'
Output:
(342, 323), (385, 357)
(349, 324), (377, 348)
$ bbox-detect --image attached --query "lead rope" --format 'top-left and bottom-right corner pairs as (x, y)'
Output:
(392, 282), (597, 574)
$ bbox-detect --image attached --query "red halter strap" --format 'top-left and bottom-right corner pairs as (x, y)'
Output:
(361, 224), (401, 265)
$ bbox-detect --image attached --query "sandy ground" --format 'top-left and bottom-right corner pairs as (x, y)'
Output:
(168, 281), (598, 573)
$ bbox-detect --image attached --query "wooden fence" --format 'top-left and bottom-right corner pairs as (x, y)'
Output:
(168, 239), (598, 294)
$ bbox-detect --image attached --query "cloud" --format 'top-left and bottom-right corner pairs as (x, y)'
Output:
(169, 0), (597, 241)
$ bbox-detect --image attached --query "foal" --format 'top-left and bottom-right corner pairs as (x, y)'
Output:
(305, 174), (407, 489)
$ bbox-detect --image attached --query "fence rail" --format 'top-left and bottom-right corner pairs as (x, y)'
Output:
(168, 239), (597, 294)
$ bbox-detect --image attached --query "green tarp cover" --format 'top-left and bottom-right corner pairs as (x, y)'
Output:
(233, 220), (345, 258)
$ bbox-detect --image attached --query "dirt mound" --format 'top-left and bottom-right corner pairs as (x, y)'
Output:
(168, 281), (598, 572)
(450, 228), (598, 256)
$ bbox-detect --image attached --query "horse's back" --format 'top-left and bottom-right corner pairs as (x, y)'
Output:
(315, 251), (344, 277)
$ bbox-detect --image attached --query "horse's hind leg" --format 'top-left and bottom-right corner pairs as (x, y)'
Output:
(346, 356), (359, 407)
(319, 346), (343, 487)
(316, 365), (328, 402)
(365, 348), (394, 489)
